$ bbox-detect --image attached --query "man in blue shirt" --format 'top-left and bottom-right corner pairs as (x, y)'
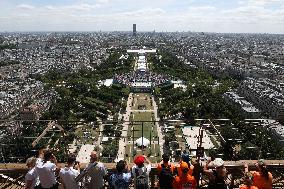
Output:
(109, 160), (132, 189)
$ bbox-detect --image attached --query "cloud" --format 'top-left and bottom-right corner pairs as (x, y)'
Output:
(16, 4), (35, 10)
(0, 1), (284, 33)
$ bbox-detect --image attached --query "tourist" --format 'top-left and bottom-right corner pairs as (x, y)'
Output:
(244, 159), (273, 189)
(239, 172), (258, 189)
(172, 162), (196, 189)
(203, 158), (228, 189)
(25, 157), (39, 189)
(157, 154), (174, 189)
(131, 155), (152, 189)
(174, 151), (194, 177)
(86, 151), (107, 189)
(36, 150), (58, 189)
(59, 155), (80, 189)
(109, 160), (132, 189)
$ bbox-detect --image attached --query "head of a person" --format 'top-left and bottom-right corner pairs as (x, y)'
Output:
(243, 172), (253, 186)
(90, 151), (98, 163)
(26, 157), (37, 169)
(134, 155), (145, 168)
(180, 162), (189, 176)
(67, 155), (76, 166)
(181, 152), (190, 164)
(162, 154), (170, 163)
(256, 159), (266, 171)
(211, 158), (226, 177)
(116, 160), (126, 173)
(43, 149), (54, 162)
(256, 159), (269, 180)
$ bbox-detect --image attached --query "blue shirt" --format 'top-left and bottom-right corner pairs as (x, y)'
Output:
(109, 172), (131, 189)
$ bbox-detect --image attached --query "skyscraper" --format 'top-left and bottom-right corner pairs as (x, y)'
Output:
(133, 24), (137, 36)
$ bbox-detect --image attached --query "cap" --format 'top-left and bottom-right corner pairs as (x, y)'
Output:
(208, 158), (224, 168)
(257, 159), (266, 166)
(134, 155), (145, 166)
(180, 161), (189, 170)
(181, 153), (190, 163)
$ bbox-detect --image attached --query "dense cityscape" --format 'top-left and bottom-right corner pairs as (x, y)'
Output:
(0, 30), (284, 188)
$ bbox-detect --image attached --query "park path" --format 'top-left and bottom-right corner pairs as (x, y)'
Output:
(152, 97), (164, 156)
(76, 144), (95, 163)
(115, 93), (133, 161)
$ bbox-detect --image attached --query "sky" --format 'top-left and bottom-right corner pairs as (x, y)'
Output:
(0, 0), (284, 33)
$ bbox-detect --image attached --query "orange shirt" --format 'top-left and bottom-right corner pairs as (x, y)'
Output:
(173, 174), (196, 189)
(239, 184), (258, 189)
(157, 162), (174, 173)
(175, 162), (194, 176)
(251, 171), (273, 189)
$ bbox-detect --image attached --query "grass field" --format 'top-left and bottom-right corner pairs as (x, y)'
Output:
(124, 93), (161, 162)
(131, 93), (153, 110)
(128, 112), (157, 139)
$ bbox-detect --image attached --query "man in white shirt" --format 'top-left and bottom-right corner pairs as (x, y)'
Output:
(25, 157), (39, 189)
(36, 150), (58, 189)
(59, 155), (80, 189)
(86, 151), (107, 189)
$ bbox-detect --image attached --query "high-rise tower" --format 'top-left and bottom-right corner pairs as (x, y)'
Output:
(133, 24), (137, 36)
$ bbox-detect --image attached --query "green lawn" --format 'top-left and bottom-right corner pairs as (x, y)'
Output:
(128, 112), (157, 139)
(131, 93), (153, 110)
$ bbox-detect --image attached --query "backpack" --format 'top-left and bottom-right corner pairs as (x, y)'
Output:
(158, 164), (174, 189)
(135, 168), (149, 189)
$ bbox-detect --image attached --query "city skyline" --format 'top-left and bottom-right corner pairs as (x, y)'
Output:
(0, 0), (284, 34)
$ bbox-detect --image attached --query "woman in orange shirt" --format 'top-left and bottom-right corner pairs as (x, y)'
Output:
(172, 162), (196, 189)
(239, 172), (258, 189)
(244, 159), (273, 189)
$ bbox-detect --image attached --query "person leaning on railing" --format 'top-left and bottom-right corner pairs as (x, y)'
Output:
(203, 157), (229, 189)
(157, 154), (175, 189)
(109, 160), (132, 189)
(25, 157), (39, 189)
(244, 159), (273, 189)
(85, 151), (108, 189)
(172, 161), (197, 189)
(59, 154), (80, 189)
(35, 149), (59, 189)
(239, 172), (258, 189)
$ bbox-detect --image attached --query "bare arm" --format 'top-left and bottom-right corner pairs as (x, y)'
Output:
(144, 156), (151, 165)
(244, 163), (249, 173)
(203, 160), (214, 180)
(25, 180), (33, 189)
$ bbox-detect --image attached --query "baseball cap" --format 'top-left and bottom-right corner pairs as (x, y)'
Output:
(208, 158), (224, 168)
(134, 155), (145, 166)
(181, 153), (190, 163)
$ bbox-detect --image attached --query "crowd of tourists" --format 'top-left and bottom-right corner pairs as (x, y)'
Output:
(114, 72), (171, 87)
(25, 149), (273, 189)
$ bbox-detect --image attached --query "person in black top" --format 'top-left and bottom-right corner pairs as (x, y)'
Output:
(203, 158), (228, 189)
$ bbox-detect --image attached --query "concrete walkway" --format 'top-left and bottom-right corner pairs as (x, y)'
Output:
(152, 97), (164, 156)
(115, 93), (133, 161)
(76, 144), (95, 163)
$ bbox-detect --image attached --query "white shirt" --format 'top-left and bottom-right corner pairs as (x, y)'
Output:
(131, 164), (151, 187)
(59, 167), (80, 189)
(25, 167), (39, 189)
(87, 162), (107, 189)
(36, 161), (57, 188)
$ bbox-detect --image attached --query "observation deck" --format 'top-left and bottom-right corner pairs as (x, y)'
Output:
(0, 119), (283, 188)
